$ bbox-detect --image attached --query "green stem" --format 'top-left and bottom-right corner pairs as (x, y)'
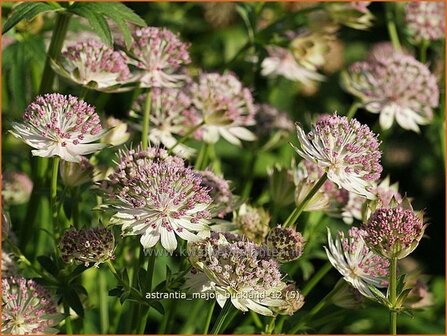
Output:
(99, 271), (109, 334)
(203, 300), (216, 334)
(64, 302), (73, 335)
(301, 261), (332, 296)
(385, 3), (402, 52)
(347, 101), (361, 120)
(195, 142), (210, 170)
(265, 316), (276, 334)
(141, 90), (152, 150)
(106, 260), (131, 292)
(210, 300), (233, 334)
(389, 257), (398, 335)
(39, 13), (71, 93)
(136, 250), (156, 334)
(419, 40), (429, 64)
(241, 152), (257, 199)
(169, 121), (205, 154)
(79, 86), (89, 101)
(283, 173), (328, 228)
(51, 157), (60, 234)
(250, 310), (263, 330)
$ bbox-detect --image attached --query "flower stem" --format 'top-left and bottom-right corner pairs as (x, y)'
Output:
(39, 13), (71, 94)
(210, 300), (233, 334)
(203, 300), (216, 334)
(99, 270), (109, 334)
(301, 261), (332, 296)
(265, 316), (276, 334)
(389, 257), (398, 335)
(347, 101), (361, 120)
(141, 89), (152, 150)
(283, 173), (328, 228)
(385, 3), (402, 52)
(168, 121), (205, 154)
(195, 142), (210, 170)
(64, 302), (73, 335)
(79, 86), (89, 101)
(51, 157), (60, 234)
(419, 40), (429, 64)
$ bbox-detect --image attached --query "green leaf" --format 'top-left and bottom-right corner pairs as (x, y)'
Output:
(395, 288), (412, 308)
(367, 284), (391, 307)
(37, 255), (59, 277)
(146, 300), (165, 315)
(2, 2), (57, 34)
(396, 274), (407, 295)
(69, 6), (112, 46)
(87, 2), (145, 26)
(137, 268), (147, 292)
(109, 286), (124, 297)
(62, 287), (84, 317)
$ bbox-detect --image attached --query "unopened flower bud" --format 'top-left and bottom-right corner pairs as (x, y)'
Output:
(101, 117), (130, 146)
(233, 204), (270, 244)
(274, 283), (305, 315)
(266, 226), (305, 262)
(60, 156), (94, 187)
(59, 227), (115, 267)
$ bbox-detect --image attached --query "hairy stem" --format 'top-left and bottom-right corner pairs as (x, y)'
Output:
(389, 257), (398, 335)
(141, 90), (152, 150)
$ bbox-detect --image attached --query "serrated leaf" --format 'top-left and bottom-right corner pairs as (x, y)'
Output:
(37, 255), (59, 277)
(401, 307), (415, 318)
(87, 2), (145, 26)
(69, 6), (112, 46)
(121, 269), (130, 287)
(367, 284), (391, 307)
(72, 284), (88, 297)
(2, 2), (57, 34)
(146, 300), (165, 315)
(70, 264), (90, 281)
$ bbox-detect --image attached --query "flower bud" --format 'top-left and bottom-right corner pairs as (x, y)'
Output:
(101, 117), (130, 146)
(59, 227), (115, 267)
(274, 283), (305, 315)
(331, 280), (364, 309)
(60, 156), (94, 187)
(266, 226), (305, 262)
(233, 204), (270, 244)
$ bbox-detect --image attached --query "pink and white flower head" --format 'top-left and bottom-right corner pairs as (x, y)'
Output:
(362, 202), (426, 259)
(129, 27), (191, 88)
(292, 114), (382, 199)
(405, 2), (445, 42)
(294, 159), (349, 212)
(343, 52), (439, 132)
(325, 227), (390, 299)
(131, 87), (198, 158)
(233, 204), (270, 244)
(198, 170), (234, 218)
(188, 233), (288, 316)
(101, 147), (212, 252)
(255, 103), (294, 140)
(2, 171), (33, 205)
(342, 176), (402, 224)
(54, 39), (132, 92)
(189, 73), (257, 145)
(11, 94), (106, 162)
(261, 46), (324, 86)
(1, 277), (62, 334)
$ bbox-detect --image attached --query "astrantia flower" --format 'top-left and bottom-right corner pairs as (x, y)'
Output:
(325, 227), (389, 299)
(290, 31), (331, 71)
(362, 206), (426, 259)
(2, 277), (62, 334)
(324, 2), (373, 30)
(2, 171), (33, 205)
(131, 87), (198, 158)
(54, 39), (132, 92)
(101, 148), (212, 252)
(198, 170), (234, 218)
(188, 233), (287, 316)
(292, 114), (382, 199)
(342, 177), (402, 224)
(60, 156), (93, 187)
(59, 227), (115, 267)
(10, 94), (107, 162)
(405, 2), (445, 42)
(233, 204), (270, 244)
(129, 27), (191, 88)
(261, 46), (324, 86)
(343, 52), (439, 132)
(189, 73), (257, 145)
(294, 159), (349, 212)
(266, 226), (305, 262)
